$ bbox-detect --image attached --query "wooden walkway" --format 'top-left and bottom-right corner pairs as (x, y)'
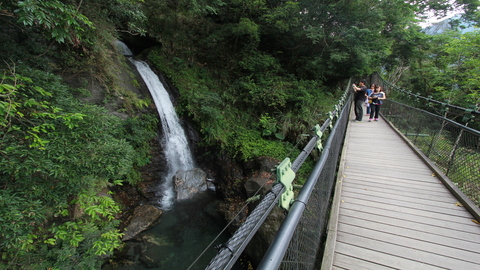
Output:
(321, 113), (480, 270)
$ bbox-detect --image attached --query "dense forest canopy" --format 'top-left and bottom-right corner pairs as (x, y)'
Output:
(1, 0), (479, 268)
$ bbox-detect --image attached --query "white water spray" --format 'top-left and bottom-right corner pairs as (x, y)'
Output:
(132, 59), (195, 210)
(115, 40), (133, 56)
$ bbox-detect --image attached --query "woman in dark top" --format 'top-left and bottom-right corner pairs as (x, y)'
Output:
(368, 86), (386, 121)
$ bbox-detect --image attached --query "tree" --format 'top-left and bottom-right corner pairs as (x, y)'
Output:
(422, 31), (480, 106)
(15, 0), (94, 45)
(0, 67), (156, 269)
(442, 31), (480, 106)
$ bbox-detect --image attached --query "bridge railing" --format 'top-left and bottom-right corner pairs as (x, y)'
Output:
(373, 73), (480, 128)
(204, 80), (352, 270)
(204, 73), (480, 270)
(382, 99), (480, 219)
(258, 88), (351, 270)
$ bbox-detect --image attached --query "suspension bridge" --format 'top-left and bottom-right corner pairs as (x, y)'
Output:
(201, 75), (480, 270)
(321, 110), (480, 269)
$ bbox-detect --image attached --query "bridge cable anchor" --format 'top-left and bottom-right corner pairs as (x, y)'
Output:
(276, 158), (296, 211)
(328, 111), (334, 129)
(314, 124), (323, 151)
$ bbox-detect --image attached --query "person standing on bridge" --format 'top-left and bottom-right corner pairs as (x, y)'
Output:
(352, 79), (367, 122)
(365, 84), (375, 116)
(368, 85), (386, 121)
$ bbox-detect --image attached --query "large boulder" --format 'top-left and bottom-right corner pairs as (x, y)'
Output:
(122, 205), (163, 241)
(244, 156), (278, 198)
(244, 172), (275, 198)
(174, 168), (207, 200)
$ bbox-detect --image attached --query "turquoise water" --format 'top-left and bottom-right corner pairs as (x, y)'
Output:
(106, 193), (248, 270)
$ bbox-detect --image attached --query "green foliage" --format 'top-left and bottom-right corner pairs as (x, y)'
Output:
(238, 51), (280, 74)
(234, 17), (260, 44)
(10, 0), (148, 47)
(147, 43), (341, 164)
(440, 31), (480, 105)
(0, 75), (136, 200)
(234, 76), (289, 108)
(16, 0), (94, 45)
(260, 0), (300, 32)
(106, 0), (148, 35)
(258, 113), (280, 138)
(0, 67), (156, 268)
(142, 0), (475, 82)
(3, 0), (478, 267)
(0, 190), (45, 260)
(2, 0), (149, 107)
(0, 71), (86, 150)
(228, 127), (296, 161)
(393, 30), (480, 109)
(294, 155), (315, 185)
(42, 192), (123, 268)
(122, 113), (158, 167)
(147, 49), (233, 145)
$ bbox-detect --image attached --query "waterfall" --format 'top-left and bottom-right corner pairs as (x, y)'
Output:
(108, 41), (237, 270)
(115, 40), (133, 56)
(131, 59), (195, 210)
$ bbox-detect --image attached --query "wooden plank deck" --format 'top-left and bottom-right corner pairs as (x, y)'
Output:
(321, 112), (480, 270)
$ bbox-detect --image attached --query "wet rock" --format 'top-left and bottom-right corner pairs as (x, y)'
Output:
(214, 156), (283, 263)
(218, 197), (249, 232)
(244, 172), (275, 198)
(135, 136), (168, 204)
(102, 241), (146, 270)
(141, 234), (172, 247)
(214, 152), (246, 198)
(137, 233), (175, 268)
(244, 156), (278, 198)
(122, 205), (163, 241)
(139, 253), (158, 268)
(174, 168), (207, 200)
(112, 182), (142, 209)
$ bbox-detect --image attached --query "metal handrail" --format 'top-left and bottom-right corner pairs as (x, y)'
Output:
(258, 97), (351, 269)
(204, 79), (352, 270)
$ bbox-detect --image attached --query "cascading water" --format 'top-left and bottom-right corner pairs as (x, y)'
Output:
(131, 59), (195, 210)
(112, 41), (246, 269)
(115, 40), (133, 56)
(116, 40), (195, 209)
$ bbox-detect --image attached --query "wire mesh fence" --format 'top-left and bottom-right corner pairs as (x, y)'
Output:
(371, 73), (480, 131)
(382, 100), (480, 208)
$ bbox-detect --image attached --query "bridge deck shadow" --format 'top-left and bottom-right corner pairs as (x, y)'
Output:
(321, 112), (480, 269)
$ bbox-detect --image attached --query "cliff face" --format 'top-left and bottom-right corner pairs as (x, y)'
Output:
(423, 14), (477, 35)
(423, 19), (453, 35)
